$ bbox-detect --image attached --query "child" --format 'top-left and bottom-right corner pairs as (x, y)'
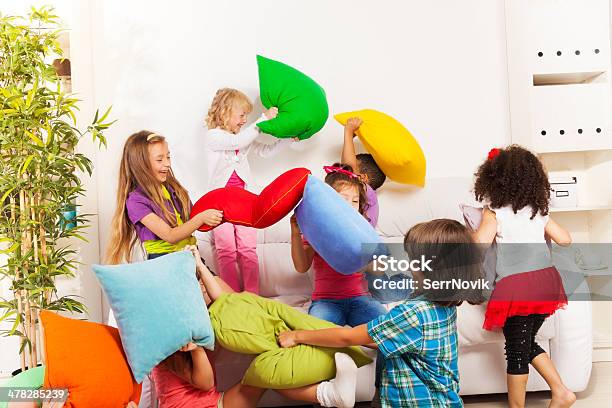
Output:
(106, 131), (223, 264)
(151, 245), (361, 408)
(205, 88), (294, 294)
(280, 219), (485, 407)
(291, 163), (387, 327)
(472, 145), (575, 408)
(341, 117), (387, 226)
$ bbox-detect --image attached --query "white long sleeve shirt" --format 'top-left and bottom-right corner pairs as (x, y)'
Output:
(206, 114), (293, 191)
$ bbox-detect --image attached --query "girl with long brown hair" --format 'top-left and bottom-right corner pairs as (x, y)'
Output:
(106, 130), (223, 264)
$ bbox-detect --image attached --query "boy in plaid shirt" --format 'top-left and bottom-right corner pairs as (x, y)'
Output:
(278, 219), (485, 407)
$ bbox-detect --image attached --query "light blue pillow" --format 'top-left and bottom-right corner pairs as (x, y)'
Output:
(93, 251), (214, 382)
(295, 176), (387, 274)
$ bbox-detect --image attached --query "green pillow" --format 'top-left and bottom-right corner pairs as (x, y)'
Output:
(209, 293), (372, 389)
(0, 366), (45, 408)
(256, 55), (329, 140)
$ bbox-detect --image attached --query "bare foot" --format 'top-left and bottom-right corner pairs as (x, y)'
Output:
(549, 388), (576, 408)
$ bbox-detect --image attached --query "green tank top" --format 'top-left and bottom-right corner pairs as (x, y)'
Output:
(143, 185), (196, 254)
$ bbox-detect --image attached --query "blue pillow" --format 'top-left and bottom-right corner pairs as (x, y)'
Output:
(295, 176), (387, 274)
(93, 251), (214, 382)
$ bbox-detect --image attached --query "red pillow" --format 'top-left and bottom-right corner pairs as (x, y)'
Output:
(192, 167), (311, 232)
(41, 311), (141, 408)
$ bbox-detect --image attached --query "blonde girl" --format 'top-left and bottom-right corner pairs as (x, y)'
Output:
(205, 88), (294, 294)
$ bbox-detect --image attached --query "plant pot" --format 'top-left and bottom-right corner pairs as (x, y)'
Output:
(60, 204), (77, 231)
(11, 364), (42, 377)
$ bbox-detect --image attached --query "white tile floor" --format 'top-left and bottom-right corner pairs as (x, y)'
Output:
(461, 362), (612, 408)
(333, 361), (612, 408)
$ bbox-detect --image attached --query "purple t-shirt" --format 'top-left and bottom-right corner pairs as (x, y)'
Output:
(125, 186), (188, 242)
(365, 184), (379, 227)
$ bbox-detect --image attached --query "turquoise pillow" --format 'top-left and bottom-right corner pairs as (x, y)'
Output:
(0, 366), (45, 408)
(295, 176), (387, 274)
(256, 55), (329, 140)
(93, 251), (214, 382)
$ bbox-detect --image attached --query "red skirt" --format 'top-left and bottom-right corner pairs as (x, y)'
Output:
(483, 266), (567, 331)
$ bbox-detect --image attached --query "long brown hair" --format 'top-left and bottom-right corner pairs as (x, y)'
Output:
(474, 145), (550, 219)
(404, 219), (485, 307)
(324, 163), (370, 221)
(105, 130), (192, 264)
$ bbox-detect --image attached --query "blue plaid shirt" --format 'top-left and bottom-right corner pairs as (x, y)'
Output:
(367, 300), (462, 407)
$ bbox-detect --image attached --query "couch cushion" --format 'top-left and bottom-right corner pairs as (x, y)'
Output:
(456, 303), (556, 346)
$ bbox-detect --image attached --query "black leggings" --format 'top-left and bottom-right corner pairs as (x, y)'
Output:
(502, 314), (547, 375)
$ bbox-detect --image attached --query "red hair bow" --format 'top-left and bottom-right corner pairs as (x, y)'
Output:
(323, 165), (359, 179)
(488, 148), (501, 161)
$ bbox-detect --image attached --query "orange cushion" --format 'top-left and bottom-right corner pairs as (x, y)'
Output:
(41, 311), (141, 407)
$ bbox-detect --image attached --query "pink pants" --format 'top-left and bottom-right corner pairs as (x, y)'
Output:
(213, 170), (260, 294)
(213, 223), (259, 293)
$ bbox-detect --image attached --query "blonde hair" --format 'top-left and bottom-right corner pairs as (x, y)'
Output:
(205, 88), (253, 131)
(105, 130), (192, 264)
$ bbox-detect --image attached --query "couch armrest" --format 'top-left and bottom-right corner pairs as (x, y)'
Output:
(549, 290), (593, 392)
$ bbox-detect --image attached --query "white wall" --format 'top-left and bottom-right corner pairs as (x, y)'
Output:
(89, 0), (511, 255)
(1, 0), (610, 376)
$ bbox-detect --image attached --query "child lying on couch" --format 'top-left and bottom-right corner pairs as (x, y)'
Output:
(147, 245), (371, 408)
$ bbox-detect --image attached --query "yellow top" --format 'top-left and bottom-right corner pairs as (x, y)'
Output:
(143, 185), (196, 254)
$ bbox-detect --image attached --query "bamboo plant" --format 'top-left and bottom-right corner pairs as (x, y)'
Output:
(0, 6), (113, 372)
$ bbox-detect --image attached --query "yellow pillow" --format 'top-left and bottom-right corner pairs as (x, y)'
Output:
(335, 109), (426, 186)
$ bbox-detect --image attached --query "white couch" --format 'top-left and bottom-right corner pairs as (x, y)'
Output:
(196, 177), (593, 406)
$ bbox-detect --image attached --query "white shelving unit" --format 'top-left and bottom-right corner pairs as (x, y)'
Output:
(550, 205), (612, 213)
(505, 0), (612, 361)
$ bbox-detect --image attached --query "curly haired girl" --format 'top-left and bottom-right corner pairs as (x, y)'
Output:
(472, 145), (575, 408)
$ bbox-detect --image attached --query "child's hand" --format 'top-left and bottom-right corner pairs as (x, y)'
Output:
(264, 107), (279, 120)
(199, 209), (223, 227)
(278, 331), (299, 348)
(126, 402), (138, 408)
(186, 245), (206, 268)
(180, 342), (198, 352)
(290, 214), (301, 236)
(345, 117), (363, 136)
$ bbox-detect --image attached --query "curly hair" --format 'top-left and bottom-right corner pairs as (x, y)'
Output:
(474, 145), (550, 219)
(356, 153), (386, 190)
(324, 162), (370, 221)
(205, 88), (253, 131)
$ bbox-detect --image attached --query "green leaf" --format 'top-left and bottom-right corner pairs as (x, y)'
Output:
(0, 311), (16, 324)
(97, 106), (112, 123)
(19, 155), (35, 175)
(25, 130), (44, 147)
(25, 76), (38, 108)
(0, 243), (19, 255)
(8, 312), (21, 336)
(0, 187), (15, 204)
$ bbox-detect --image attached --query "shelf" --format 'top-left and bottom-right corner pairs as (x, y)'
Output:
(533, 71), (607, 86)
(550, 205), (612, 213)
(539, 147), (612, 155)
